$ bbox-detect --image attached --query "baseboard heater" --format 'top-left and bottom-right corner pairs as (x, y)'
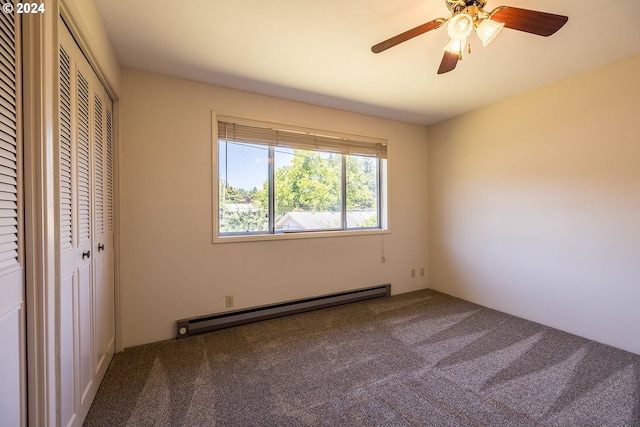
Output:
(176, 284), (390, 339)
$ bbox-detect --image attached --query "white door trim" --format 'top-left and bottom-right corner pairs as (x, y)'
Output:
(22, 5), (59, 427)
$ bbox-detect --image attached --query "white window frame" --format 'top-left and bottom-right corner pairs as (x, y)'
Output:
(212, 112), (389, 243)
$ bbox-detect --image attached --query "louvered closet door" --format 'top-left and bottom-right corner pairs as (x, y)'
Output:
(0, 4), (25, 426)
(59, 17), (115, 427)
(92, 82), (115, 378)
(0, 5), (25, 427)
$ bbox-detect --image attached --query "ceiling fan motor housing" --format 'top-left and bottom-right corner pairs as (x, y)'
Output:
(447, 0), (487, 15)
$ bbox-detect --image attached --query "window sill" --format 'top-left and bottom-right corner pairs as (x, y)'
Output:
(213, 228), (390, 244)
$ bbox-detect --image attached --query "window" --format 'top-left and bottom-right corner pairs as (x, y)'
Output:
(215, 116), (387, 240)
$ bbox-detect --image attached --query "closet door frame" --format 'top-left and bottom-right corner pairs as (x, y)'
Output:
(22, 2), (120, 425)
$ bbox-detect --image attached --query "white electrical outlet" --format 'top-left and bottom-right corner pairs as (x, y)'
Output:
(420, 268), (425, 277)
(225, 295), (234, 308)
(411, 268), (416, 278)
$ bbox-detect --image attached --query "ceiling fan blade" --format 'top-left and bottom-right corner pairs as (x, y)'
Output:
(371, 18), (446, 53)
(437, 51), (459, 74)
(489, 6), (568, 37)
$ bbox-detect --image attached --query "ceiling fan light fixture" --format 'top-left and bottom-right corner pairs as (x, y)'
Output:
(443, 37), (465, 55)
(476, 18), (504, 46)
(447, 14), (474, 39)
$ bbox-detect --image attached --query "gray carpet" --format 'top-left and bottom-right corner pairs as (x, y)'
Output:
(84, 289), (640, 426)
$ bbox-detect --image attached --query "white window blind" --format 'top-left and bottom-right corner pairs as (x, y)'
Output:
(218, 121), (387, 159)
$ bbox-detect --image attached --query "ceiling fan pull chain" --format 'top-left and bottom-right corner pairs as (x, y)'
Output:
(468, 42), (472, 54)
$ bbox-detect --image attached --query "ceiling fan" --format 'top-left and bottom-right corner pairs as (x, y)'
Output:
(371, 0), (568, 74)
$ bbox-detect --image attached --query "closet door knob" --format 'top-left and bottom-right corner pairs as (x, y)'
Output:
(82, 250), (91, 260)
(98, 243), (105, 252)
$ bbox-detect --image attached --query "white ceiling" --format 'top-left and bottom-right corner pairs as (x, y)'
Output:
(94, 0), (640, 125)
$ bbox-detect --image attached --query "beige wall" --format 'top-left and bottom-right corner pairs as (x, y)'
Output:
(428, 55), (640, 355)
(120, 69), (429, 347)
(119, 53), (640, 353)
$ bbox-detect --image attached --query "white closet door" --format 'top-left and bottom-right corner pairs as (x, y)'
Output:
(104, 106), (115, 357)
(0, 4), (26, 427)
(58, 17), (115, 427)
(76, 64), (95, 411)
(59, 30), (95, 427)
(58, 40), (77, 427)
(92, 83), (114, 377)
